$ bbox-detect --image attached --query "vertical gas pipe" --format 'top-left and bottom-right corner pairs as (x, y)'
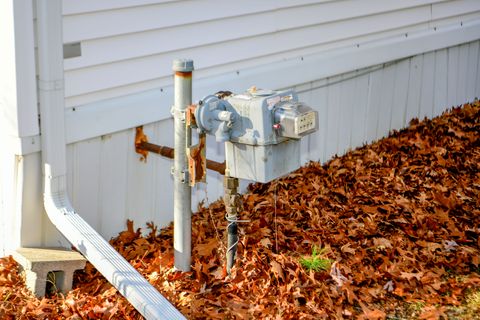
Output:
(224, 176), (240, 274)
(172, 59), (194, 271)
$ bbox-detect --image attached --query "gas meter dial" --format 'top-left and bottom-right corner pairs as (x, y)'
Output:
(273, 101), (318, 139)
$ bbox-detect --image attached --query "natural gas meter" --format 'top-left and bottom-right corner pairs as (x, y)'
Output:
(195, 88), (318, 183)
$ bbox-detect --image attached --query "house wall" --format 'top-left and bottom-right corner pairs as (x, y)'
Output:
(61, 0), (480, 107)
(55, 0), (480, 145)
(18, 40), (480, 247)
(294, 41), (480, 163)
(1, 0), (480, 252)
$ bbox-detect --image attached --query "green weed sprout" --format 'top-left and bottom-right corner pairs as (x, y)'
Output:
(299, 245), (333, 272)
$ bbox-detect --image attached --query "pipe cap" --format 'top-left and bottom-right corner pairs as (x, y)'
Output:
(173, 59), (194, 72)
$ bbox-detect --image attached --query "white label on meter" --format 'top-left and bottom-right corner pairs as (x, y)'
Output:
(294, 111), (316, 135)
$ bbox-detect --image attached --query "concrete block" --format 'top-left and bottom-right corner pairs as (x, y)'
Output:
(12, 247), (86, 297)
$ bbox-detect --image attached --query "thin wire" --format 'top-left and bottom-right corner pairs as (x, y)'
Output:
(225, 214), (250, 224)
(204, 181), (226, 254)
(225, 207), (250, 256)
(209, 209), (226, 253)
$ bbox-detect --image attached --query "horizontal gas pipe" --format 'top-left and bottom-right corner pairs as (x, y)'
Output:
(136, 141), (226, 175)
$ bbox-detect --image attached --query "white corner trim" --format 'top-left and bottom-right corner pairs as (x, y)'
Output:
(57, 19), (480, 147)
(1, 0), (40, 138)
(2, 133), (41, 155)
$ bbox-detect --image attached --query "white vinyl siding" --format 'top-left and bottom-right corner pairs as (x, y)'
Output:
(60, 0), (480, 107)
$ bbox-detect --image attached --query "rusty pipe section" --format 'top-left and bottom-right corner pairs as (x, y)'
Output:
(136, 141), (226, 175)
(138, 141), (174, 158)
(206, 159), (226, 176)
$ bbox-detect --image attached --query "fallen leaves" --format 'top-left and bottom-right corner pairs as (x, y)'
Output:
(270, 259), (285, 282)
(195, 238), (218, 257)
(0, 101), (479, 319)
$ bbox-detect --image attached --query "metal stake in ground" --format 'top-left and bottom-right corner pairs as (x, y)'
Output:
(172, 59), (194, 272)
(224, 176), (241, 274)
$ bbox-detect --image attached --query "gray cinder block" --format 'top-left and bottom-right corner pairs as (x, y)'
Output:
(12, 247), (86, 297)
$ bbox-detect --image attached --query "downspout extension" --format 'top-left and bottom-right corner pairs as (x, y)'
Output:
(43, 191), (184, 319)
(36, 1), (184, 319)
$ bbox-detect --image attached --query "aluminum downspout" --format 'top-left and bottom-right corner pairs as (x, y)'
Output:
(36, 1), (184, 319)
(172, 59), (194, 271)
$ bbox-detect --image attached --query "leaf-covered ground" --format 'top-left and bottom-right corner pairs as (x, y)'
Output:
(1, 101), (479, 319)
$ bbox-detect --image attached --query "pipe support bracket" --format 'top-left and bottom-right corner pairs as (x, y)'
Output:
(171, 108), (186, 122)
(171, 166), (188, 183)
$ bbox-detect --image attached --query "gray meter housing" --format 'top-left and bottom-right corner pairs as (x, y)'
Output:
(195, 89), (318, 183)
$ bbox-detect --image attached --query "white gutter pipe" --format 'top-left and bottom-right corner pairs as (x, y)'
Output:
(36, 1), (184, 319)
(172, 59), (194, 271)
